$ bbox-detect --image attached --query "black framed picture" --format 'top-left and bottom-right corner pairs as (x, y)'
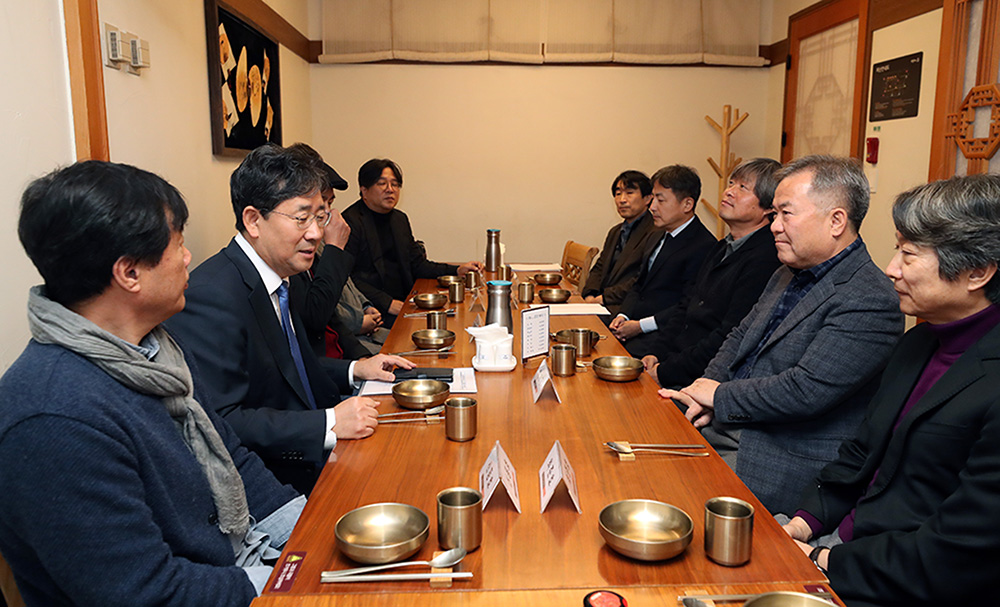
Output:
(204, 0), (282, 156)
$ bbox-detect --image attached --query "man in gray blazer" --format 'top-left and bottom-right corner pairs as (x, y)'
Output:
(662, 156), (903, 515)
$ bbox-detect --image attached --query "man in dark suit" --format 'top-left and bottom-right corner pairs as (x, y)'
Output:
(342, 158), (482, 324)
(609, 165), (715, 348)
(663, 156), (903, 515)
(582, 170), (657, 316)
(166, 144), (413, 494)
(782, 174), (1000, 607)
(636, 158), (783, 382)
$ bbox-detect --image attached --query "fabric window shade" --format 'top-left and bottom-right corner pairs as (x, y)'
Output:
(613, 0), (702, 64)
(703, 0), (767, 66)
(319, 0), (393, 63)
(489, 0), (543, 63)
(392, 0), (489, 62)
(544, 0), (613, 63)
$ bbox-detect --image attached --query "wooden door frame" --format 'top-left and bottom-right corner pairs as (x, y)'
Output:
(781, 0), (870, 162)
(63, 0), (110, 161)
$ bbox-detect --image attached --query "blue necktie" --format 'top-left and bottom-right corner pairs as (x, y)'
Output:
(276, 282), (317, 409)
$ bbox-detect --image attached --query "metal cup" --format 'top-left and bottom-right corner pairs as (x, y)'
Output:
(437, 487), (482, 552)
(569, 327), (592, 357)
(498, 265), (513, 281)
(466, 271), (480, 289)
(517, 281), (534, 303)
(445, 397), (477, 442)
(704, 496), (754, 566)
(550, 343), (577, 376)
(426, 310), (448, 330)
(449, 281), (465, 303)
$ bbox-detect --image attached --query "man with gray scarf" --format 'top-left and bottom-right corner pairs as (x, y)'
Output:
(0, 161), (303, 606)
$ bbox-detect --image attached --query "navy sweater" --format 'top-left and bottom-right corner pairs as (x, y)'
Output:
(0, 340), (298, 607)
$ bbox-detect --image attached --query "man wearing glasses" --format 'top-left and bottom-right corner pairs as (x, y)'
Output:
(167, 143), (414, 494)
(343, 158), (482, 325)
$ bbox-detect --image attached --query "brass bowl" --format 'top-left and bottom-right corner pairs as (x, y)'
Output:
(552, 328), (601, 348)
(599, 499), (693, 561)
(411, 329), (456, 349)
(392, 379), (451, 410)
(533, 273), (562, 285)
(592, 356), (644, 382)
(742, 592), (834, 607)
(414, 293), (448, 310)
(538, 288), (571, 303)
(335, 503), (430, 564)
(437, 275), (462, 287)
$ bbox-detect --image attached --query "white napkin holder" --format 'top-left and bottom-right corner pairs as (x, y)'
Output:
(466, 323), (516, 372)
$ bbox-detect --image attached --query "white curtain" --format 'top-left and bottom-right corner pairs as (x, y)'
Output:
(544, 0), (614, 63)
(613, 0), (702, 64)
(489, 0), (544, 63)
(703, 0), (767, 66)
(319, 0), (393, 63)
(320, 0), (765, 66)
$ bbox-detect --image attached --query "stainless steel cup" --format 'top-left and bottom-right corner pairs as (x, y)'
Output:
(445, 397), (477, 442)
(498, 265), (513, 281)
(517, 281), (534, 303)
(550, 343), (577, 376)
(466, 271), (479, 289)
(437, 487), (483, 551)
(426, 310), (448, 330)
(449, 281), (465, 303)
(704, 496), (754, 566)
(569, 327), (592, 357)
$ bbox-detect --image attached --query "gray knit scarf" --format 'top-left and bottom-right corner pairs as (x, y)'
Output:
(27, 286), (251, 537)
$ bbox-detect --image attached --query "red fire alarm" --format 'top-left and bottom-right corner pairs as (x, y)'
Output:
(866, 137), (879, 165)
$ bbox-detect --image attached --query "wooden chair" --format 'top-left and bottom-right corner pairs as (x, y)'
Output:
(561, 241), (599, 292)
(0, 550), (25, 607)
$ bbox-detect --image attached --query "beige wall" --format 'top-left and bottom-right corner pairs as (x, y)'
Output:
(861, 9), (943, 271)
(0, 0), (76, 369)
(98, 0), (314, 265)
(310, 63), (772, 263)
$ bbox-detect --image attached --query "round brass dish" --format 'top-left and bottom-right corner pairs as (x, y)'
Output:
(335, 503), (429, 564)
(411, 329), (456, 349)
(742, 592), (834, 607)
(392, 379), (451, 410)
(538, 288), (571, 303)
(552, 328), (601, 348)
(414, 293), (448, 309)
(437, 275), (462, 287)
(592, 356), (644, 382)
(598, 499), (693, 561)
(533, 273), (562, 285)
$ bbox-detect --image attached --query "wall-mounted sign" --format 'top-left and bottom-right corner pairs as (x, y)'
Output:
(869, 52), (922, 122)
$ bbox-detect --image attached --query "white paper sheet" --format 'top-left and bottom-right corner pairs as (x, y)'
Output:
(528, 303), (610, 316)
(509, 263), (562, 272)
(359, 367), (477, 396)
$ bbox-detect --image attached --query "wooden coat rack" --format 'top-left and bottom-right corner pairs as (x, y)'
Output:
(702, 105), (749, 237)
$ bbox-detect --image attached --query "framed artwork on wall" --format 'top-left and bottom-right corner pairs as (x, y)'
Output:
(204, 0), (282, 156)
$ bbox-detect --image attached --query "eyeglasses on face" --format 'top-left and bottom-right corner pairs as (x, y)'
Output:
(268, 209), (333, 230)
(374, 178), (401, 190)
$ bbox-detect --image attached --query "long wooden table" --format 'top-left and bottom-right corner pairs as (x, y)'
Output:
(257, 276), (835, 606)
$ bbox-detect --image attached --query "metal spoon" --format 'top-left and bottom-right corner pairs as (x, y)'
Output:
(390, 346), (454, 356)
(379, 405), (445, 418)
(604, 441), (709, 457)
(321, 547), (467, 579)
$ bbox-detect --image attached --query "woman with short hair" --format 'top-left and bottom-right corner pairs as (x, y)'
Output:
(781, 173), (1000, 607)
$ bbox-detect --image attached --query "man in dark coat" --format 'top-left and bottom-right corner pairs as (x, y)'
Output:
(582, 170), (658, 316)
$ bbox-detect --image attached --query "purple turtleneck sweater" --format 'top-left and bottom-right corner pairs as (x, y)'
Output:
(796, 304), (1000, 541)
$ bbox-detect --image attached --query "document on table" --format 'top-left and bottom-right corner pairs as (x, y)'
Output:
(509, 263), (562, 272)
(359, 367), (478, 396)
(528, 303), (610, 316)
